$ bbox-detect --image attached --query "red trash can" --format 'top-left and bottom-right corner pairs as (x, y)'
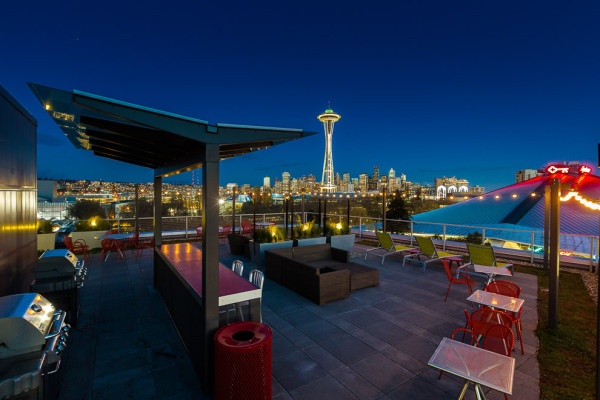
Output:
(214, 321), (272, 400)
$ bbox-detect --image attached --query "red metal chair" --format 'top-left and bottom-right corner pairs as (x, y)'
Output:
(441, 259), (476, 302)
(99, 238), (123, 263)
(219, 225), (231, 243)
(484, 280), (524, 354)
(467, 308), (512, 346)
(136, 236), (155, 256)
(63, 236), (89, 263)
(485, 280), (521, 298)
(482, 324), (515, 400)
(484, 280), (519, 298)
(123, 231), (140, 255)
(241, 220), (254, 237)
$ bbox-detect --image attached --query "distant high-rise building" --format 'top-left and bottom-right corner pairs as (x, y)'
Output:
(388, 168), (395, 179)
(263, 176), (271, 188)
(516, 169), (539, 183)
(359, 173), (369, 193)
(282, 172), (291, 194)
(305, 174), (317, 192)
(317, 105), (341, 192)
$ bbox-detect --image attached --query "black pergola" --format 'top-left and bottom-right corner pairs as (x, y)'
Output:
(28, 82), (317, 391)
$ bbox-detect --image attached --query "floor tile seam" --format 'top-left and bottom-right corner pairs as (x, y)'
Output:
(85, 255), (107, 399)
(325, 365), (385, 399)
(287, 372), (362, 399)
(344, 354), (417, 395)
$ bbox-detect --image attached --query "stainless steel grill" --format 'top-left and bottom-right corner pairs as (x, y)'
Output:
(34, 249), (86, 287)
(0, 293), (69, 400)
(30, 249), (87, 327)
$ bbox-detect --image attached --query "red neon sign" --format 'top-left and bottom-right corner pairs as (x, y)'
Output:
(546, 164), (592, 175)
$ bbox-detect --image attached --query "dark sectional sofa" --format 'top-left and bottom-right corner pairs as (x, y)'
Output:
(264, 244), (379, 305)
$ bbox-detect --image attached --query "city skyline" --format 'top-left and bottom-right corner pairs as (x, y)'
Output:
(3, 1), (599, 191)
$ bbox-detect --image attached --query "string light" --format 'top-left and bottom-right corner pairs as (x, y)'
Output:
(560, 192), (600, 210)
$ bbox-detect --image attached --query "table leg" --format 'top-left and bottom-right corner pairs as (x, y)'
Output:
(474, 383), (488, 400)
(458, 380), (470, 400)
(248, 298), (262, 322)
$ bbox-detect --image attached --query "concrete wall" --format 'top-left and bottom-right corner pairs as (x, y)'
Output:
(0, 85), (38, 295)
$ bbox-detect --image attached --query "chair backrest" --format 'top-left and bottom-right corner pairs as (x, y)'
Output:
(249, 269), (264, 289)
(101, 238), (116, 250)
(232, 260), (244, 276)
(467, 243), (497, 266)
(469, 308), (512, 335)
(376, 231), (394, 251)
(489, 279), (521, 297)
(196, 227), (203, 238)
(415, 236), (437, 257)
(222, 225), (231, 235)
(483, 324), (515, 356)
(485, 281), (518, 298)
(450, 327), (477, 346)
(63, 236), (75, 251)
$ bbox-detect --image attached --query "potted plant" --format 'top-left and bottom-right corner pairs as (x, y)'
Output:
(293, 221), (326, 246)
(249, 225), (292, 265)
(325, 221), (355, 252)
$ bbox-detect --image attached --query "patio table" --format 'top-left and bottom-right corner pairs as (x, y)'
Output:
(466, 290), (523, 314)
(471, 264), (512, 284)
(429, 337), (515, 399)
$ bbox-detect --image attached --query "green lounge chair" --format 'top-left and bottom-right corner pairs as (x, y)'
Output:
(364, 231), (418, 265)
(403, 236), (457, 272)
(466, 243), (514, 274)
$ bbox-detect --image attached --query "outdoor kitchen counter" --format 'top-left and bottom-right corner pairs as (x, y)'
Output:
(153, 242), (262, 385)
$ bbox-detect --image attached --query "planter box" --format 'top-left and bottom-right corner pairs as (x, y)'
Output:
(249, 239), (294, 266)
(37, 233), (57, 252)
(328, 233), (356, 252)
(294, 237), (327, 247)
(228, 233), (249, 255)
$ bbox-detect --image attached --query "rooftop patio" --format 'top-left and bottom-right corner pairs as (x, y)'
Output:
(55, 239), (539, 400)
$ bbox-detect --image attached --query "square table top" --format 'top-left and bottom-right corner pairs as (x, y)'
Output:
(428, 337), (515, 395)
(466, 290), (524, 313)
(473, 264), (512, 277)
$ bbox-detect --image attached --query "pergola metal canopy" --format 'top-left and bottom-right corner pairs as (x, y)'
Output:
(28, 82), (316, 177)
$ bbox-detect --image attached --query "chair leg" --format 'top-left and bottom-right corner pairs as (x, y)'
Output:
(516, 321), (525, 355)
(445, 284), (452, 302)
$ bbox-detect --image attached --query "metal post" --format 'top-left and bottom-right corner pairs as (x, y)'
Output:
(347, 198), (350, 231)
(231, 187), (236, 234)
(382, 187), (387, 233)
(544, 185), (551, 271)
(252, 191), (257, 241)
(548, 178), (560, 329)
(318, 198), (322, 228)
(323, 197), (328, 236)
(290, 195), (294, 238)
(301, 190), (305, 224)
(285, 197), (289, 240)
(153, 176), (162, 246)
(134, 184), (139, 234)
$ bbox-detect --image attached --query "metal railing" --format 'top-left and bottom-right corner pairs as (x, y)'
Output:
(80, 212), (599, 270)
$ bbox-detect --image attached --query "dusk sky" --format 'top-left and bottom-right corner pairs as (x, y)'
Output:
(2, 1), (599, 191)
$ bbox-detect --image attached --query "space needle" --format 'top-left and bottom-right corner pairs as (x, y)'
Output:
(317, 105), (341, 192)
